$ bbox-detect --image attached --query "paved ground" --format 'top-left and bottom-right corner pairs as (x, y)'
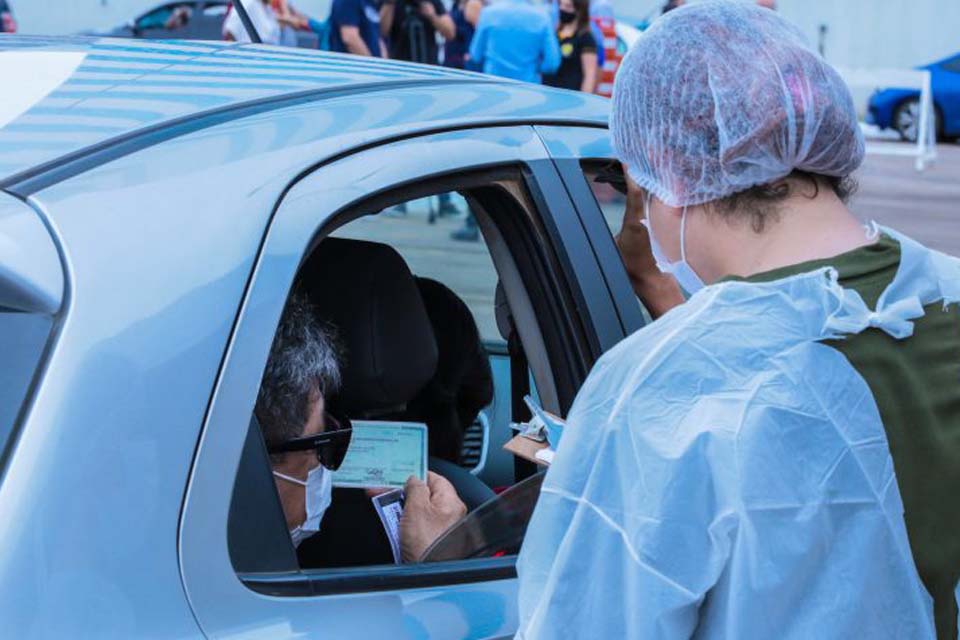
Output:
(336, 142), (960, 340)
(850, 143), (960, 254)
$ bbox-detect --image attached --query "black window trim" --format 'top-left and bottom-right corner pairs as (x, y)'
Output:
(240, 556), (517, 598)
(557, 157), (650, 335)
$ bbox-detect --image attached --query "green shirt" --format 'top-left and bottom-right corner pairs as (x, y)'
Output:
(744, 235), (960, 639)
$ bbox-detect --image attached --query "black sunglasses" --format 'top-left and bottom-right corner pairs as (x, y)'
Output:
(267, 412), (353, 471)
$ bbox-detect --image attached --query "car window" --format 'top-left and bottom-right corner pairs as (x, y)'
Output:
(580, 160), (629, 240)
(228, 172), (579, 587)
(942, 55), (960, 73)
(577, 160), (656, 323)
(137, 4), (191, 30)
(203, 4), (228, 18)
(137, 8), (174, 30)
(0, 312), (53, 457)
(331, 194), (501, 344)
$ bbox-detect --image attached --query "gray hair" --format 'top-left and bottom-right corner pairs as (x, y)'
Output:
(255, 295), (341, 456)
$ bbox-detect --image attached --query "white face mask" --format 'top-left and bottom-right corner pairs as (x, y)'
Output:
(274, 463), (333, 548)
(641, 194), (706, 295)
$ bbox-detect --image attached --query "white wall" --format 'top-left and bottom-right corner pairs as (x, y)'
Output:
(776, 0), (960, 69)
(610, 0), (959, 69)
(11, 0), (959, 71)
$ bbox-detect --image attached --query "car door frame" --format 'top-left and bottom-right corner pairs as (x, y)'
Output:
(179, 124), (626, 639)
(535, 125), (648, 335)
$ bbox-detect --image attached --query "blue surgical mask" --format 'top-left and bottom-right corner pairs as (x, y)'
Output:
(641, 195), (706, 295)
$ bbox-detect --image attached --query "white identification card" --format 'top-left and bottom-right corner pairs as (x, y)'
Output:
(333, 421), (428, 489)
(372, 489), (405, 564)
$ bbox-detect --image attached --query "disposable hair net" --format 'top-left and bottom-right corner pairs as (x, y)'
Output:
(611, 1), (865, 208)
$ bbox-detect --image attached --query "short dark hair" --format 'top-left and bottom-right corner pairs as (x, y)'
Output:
(255, 295), (341, 461)
(709, 171), (859, 233)
(572, 0), (592, 32)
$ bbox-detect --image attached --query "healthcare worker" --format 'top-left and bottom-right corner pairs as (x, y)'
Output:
(516, 2), (960, 639)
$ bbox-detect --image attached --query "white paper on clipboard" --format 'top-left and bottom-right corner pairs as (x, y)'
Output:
(372, 489), (405, 564)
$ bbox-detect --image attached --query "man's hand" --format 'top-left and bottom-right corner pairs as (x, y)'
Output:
(400, 472), (467, 563)
(615, 167), (685, 318)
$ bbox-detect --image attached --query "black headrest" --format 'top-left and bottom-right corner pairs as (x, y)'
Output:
(403, 278), (493, 462)
(298, 237), (438, 416)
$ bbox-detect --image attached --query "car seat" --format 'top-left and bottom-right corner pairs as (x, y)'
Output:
(294, 237), (494, 568)
(401, 277), (494, 465)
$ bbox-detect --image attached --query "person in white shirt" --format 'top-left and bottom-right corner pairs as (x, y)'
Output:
(222, 0), (282, 45)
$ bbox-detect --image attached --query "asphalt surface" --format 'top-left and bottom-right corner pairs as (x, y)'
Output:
(851, 143), (960, 254)
(335, 142), (960, 340)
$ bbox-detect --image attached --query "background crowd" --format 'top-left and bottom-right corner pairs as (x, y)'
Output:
(223, 0), (615, 94)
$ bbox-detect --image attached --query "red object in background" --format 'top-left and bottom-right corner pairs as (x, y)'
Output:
(593, 16), (621, 98)
(2, 11), (17, 33)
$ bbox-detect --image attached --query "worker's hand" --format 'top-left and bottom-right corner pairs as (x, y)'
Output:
(615, 166), (685, 318)
(419, 1), (438, 20)
(400, 472), (467, 563)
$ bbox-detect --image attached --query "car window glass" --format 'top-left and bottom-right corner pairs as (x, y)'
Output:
(331, 194), (502, 344)
(942, 55), (960, 73)
(230, 179), (561, 587)
(137, 8), (174, 30)
(579, 160), (654, 322)
(203, 4), (228, 18)
(0, 312), (53, 460)
(580, 161), (629, 240)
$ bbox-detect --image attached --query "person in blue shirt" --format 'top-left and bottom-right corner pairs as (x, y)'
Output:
(468, 0), (561, 83)
(329, 0), (385, 56)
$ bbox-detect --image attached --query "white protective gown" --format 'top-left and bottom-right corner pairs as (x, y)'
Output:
(517, 229), (960, 639)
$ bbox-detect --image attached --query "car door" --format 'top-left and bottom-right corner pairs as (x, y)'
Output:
(179, 125), (627, 639)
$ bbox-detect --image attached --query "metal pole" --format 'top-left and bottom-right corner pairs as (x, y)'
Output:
(231, 0), (263, 44)
(916, 70), (933, 171)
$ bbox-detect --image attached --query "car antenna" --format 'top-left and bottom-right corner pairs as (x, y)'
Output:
(231, 0), (263, 44)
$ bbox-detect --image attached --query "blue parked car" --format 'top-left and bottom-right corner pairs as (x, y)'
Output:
(867, 52), (960, 142)
(0, 36), (646, 638)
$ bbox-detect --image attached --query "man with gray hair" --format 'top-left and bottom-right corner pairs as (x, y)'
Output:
(256, 295), (466, 560)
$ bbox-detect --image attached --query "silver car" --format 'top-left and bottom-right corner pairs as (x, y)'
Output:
(0, 36), (646, 638)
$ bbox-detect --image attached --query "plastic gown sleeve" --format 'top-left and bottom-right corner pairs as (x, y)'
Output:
(516, 358), (740, 639)
(516, 266), (939, 639)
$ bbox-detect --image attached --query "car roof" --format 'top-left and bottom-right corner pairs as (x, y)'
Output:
(0, 36), (608, 194)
